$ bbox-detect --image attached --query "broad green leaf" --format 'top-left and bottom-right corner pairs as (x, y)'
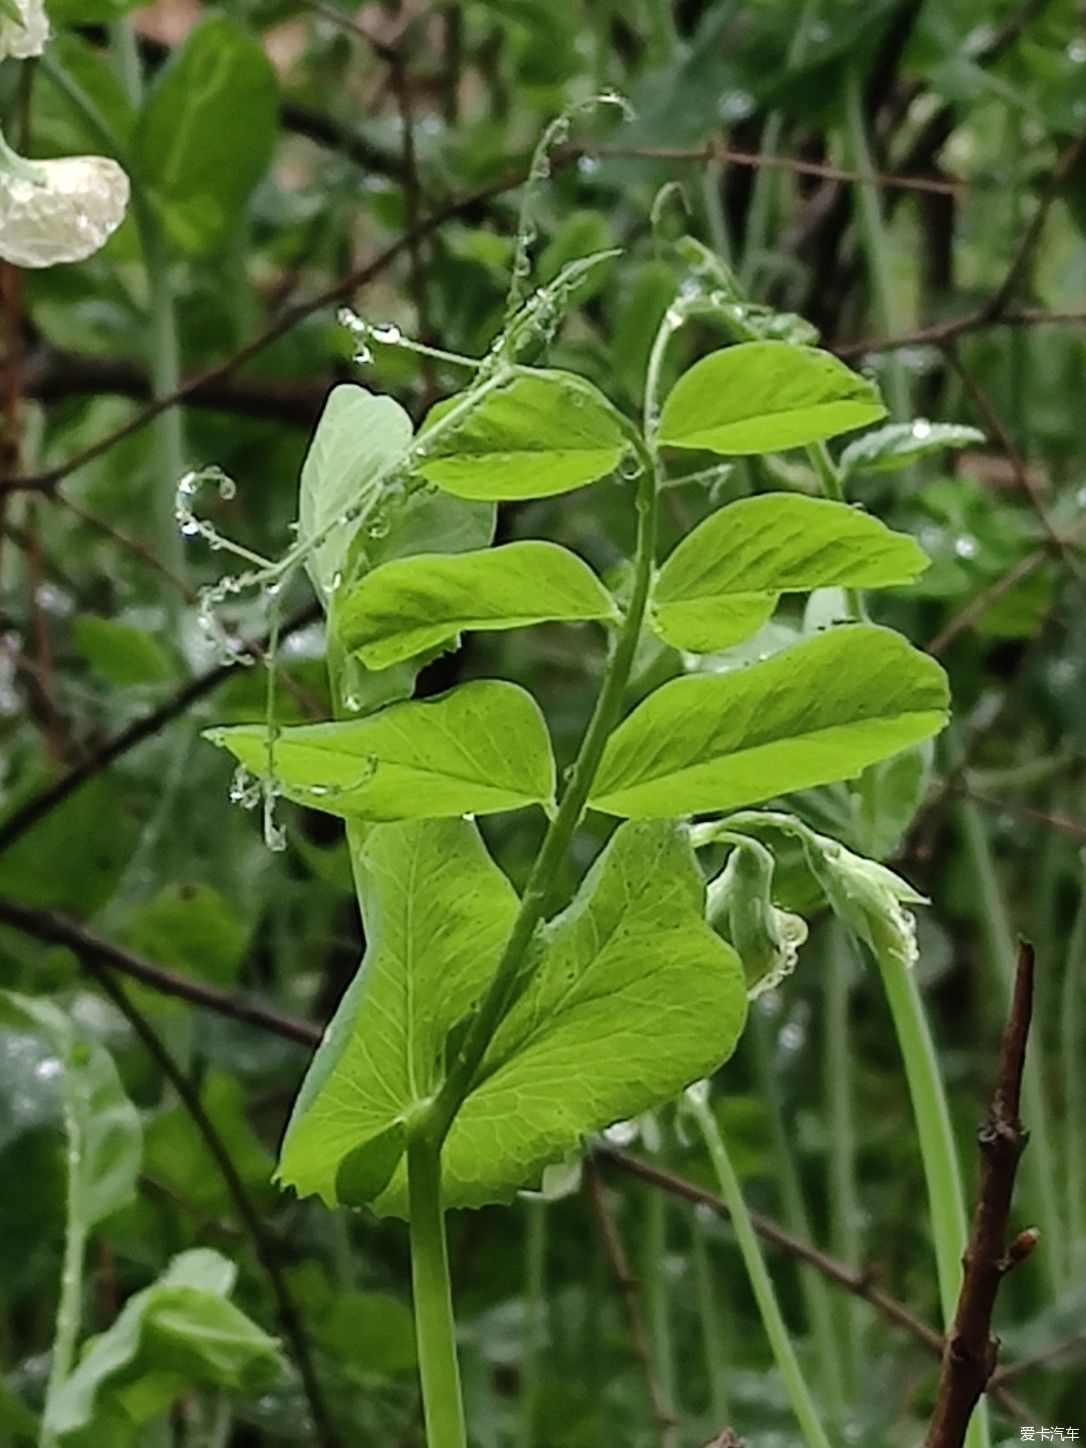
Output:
(43, 1250), (281, 1447)
(651, 494), (928, 651)
(278, 821), (746, 1215)
(589, 625), (949, 818)
(840, 420), (984, 476)
(135, 18), (278, 255)
(73, 617), (176, 687)
(277, 819), (520, 1206)
(338, 541), (619, 669)
(298, 384), (414, 605)
(416, 368), (630, 500)
(0, 995), (140, 1230)
(205, 680), (556, 821)
(379, 821), (747, 1213)
(0, 776), (137, 917)
(658, 342), (885, 455)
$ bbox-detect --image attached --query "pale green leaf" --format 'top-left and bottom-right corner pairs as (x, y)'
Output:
(205, 680), (556, 821)
(381, 821), (747, 1212)
(44, 1250), (281, 1447)
(278, 821), (746, 1215)
(298, 384), (414, 605)
(651, 493), (928, 651)
(589, 625), (949, 818)
(840, 420), (984, 476)
(277, 820), (520, 1206)
(416, 368), (630, 499)
(338, 541), (619, 669)
(658, 342), (886, 455)
(0, 995), (141, 1230)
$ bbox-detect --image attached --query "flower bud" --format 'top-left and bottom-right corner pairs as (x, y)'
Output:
(708, 837), (808, 998)
(800, 833), (924, 971)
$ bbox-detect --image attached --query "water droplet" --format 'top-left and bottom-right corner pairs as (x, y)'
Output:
(912, 419), (933, 440)
(954, 535), (979, 559)
(717, 91), (755, 123)
(1068, 38), (1086, 63)
(370, 322), (403, 345)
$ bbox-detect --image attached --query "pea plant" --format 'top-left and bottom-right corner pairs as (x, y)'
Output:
(189, 191), (995, 1447)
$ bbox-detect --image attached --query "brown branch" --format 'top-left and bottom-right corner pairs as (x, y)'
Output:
(924, 943), (1037, 1448)
(70, 944), (342, 1448)
(23, 347), (328, 428)
(835, 307), (1086, 359)
(0, 601), (321, 859)
(598, 1145), (944, 1358)
(0, 895), (321, 1048)
(584, 1159), (676, 1447)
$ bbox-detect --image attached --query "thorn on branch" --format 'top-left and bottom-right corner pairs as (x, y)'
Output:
(923, 941), (1036, 1448)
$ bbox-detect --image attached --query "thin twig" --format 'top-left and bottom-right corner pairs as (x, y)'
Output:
(0, 895), (320, 1047)
(988, 1328), (1086, 1388)
(0, 602), (320, 859)
(68, 948), (342, 1448)
(584, 1160), (676, 1447)
(924, 943), (1037, 1448)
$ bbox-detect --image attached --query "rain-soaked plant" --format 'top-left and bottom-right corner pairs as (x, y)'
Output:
(193, 115), (990, 1447)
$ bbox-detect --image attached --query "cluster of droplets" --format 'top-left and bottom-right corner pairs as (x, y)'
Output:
(175, 466), (237, 545)
(338, 307), (403, 366)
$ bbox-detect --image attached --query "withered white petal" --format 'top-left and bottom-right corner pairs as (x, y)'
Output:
(0, 155), (130, 268)
(0, 0), (49, 60)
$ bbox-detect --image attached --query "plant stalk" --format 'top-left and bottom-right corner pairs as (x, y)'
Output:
(688, 1088), (832, 1448)
(40, 1087), (87, 1448)
(407, 1138), (467, 1448)
(874, 950), (989, 1448)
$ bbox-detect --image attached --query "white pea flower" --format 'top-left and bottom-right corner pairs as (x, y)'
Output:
(0, 143), (129, 267)
(0, 0), (50, 61)
(801, 834), (924, 971)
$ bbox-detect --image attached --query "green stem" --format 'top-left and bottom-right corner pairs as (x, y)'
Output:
(688, 1088), (832, 1448)
(841, 65), (909, 419)
(642, 1181), (677, 1443)
(425, 442), (659, 1146)
(518, 1199), (547, 1448)
(407, 1138), (466, 1448)
(749, 1011), (844, 1425)
(40, 1090), (88, 1448)
(690, 1211), (731, 1428)
(874, 950), (990, 1448)
(824, 924), (862, 1395)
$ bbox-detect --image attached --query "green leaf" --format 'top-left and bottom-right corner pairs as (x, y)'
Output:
(416, 369), (630, 500)
(277, 820), (520, 1206)
(589, 625), (949, 818)
(389, 821), (746, 1212)
(0, 777), (138, 917)
(658, 343), (886, 455)
(205, 680), (556, 821)
(0, 995), (141, 1230)
(651, 493), (928, 651)
(337, 541), (619, 669)
(298, 384), (414, 606)
(73, 618), (176, 687)
(135, 18), (278, 255)
(43, 1250), (281, 1447)
(279, 820), (746, 1215)
(840, 420), (985, 476)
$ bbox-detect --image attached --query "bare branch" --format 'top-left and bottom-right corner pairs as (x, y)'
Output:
(924, 943), (1037, 1448)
